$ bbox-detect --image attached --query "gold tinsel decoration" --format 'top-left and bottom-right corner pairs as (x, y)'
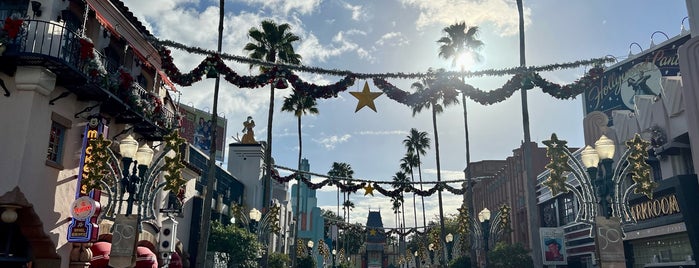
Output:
(542, 133), (572, 196)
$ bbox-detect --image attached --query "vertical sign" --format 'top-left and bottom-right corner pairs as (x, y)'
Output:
(594, 216), (626, 268)
(540, 227), (567, 266)
(109, 214), (139, 268)
(67, 117), (106, 243)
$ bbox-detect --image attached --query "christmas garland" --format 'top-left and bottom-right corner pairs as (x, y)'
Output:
(153, 37), (612, 79)
(159, 43), (605, 106)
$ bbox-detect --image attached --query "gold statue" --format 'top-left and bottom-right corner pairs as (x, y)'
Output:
(241, 116), (257, 144)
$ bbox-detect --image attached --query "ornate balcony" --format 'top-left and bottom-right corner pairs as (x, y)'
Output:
(1, 19), (176, 140)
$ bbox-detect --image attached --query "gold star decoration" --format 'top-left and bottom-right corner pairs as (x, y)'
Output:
(350, 81), (383, 112)
(164, 130), (186, 151)
(364, 184), (375, 196)
(369, 228), (377, 236)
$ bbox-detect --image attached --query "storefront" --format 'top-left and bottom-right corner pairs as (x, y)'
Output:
(623, 175), (699, 268)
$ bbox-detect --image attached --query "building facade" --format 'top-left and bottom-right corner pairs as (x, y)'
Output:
(0, 0), (188, 267)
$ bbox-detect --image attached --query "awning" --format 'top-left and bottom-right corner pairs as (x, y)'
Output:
(135, 246), (158, 268)
(90, 241), (111, 268)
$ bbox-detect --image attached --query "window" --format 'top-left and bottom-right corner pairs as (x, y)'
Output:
(558, 193), (576, 225)
(47, 122), (66, 164)
(46, 113), (71, 169)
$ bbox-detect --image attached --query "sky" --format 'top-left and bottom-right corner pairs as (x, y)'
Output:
(120, 0), (689, 229)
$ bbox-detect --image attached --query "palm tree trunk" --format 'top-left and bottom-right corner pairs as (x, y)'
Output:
(410, 171), (418, 230)
(417, 156), (427, 228)
(517, 0), (541, 266)
(461, 72), (478, 268)
(432, 107), (448, 266)
(195, 1), (224, 266)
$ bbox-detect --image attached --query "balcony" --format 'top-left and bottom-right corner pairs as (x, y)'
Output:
(1, 19), (176, 140)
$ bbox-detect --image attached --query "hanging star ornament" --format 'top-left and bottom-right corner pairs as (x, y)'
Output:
(543, 133), (572, 196)
(350, 81), (383, 112)
(364, 183), (375, 196)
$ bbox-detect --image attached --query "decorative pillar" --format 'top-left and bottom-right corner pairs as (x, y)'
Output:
(68, 243), (92, 268)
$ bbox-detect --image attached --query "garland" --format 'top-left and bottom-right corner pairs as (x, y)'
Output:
(159, 43), (605, 106)
(153, 37), (612, 79)
(270, 169), (467, 198)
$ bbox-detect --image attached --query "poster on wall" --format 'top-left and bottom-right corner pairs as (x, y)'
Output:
(540, 227), (567, 265)
(584, 34), (689, 122)
(178, 104), (227, 161)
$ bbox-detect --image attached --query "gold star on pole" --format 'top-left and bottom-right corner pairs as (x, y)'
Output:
(350, 81), (383, 112)
(369, 228), (377, 236)
(364, 184), (375, 196)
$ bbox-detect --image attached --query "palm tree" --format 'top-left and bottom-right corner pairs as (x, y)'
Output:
(400, 152), (419, 229)
(244, 19), (302, 206)
(281, 91), (319, 183)
(392, 171), (410, 264)
(437, 21), (483, 268)
(327, 162), (354, 223)
(410, 74), (459, 266)
(402, 128), (430, 227)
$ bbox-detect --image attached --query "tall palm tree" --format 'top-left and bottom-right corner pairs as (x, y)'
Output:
(281, 91), (319, 185)
(392, 170), (410, 265)
(244, 19), (302, 206)
(400, 152), (419, 229)
(437, 21), (483, 268)
(402, 128), (430, 227)
(410, 74), (459, 266)
(327, 162), (354, 223)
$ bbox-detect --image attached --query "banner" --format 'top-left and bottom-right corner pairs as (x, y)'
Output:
(540, 227), (567, 265)
(584, 34), (689, 122)
(178, 104), (227, 161)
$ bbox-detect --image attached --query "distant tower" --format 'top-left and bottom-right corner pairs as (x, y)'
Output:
(364, 211), (386, 268)
(291, 158), (325, 266)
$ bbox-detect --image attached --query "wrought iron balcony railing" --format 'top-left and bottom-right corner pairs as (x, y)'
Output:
(2, 19), (177, 139)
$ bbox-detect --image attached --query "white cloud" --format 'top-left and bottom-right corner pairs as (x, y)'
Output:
(354, 130), (409, 136)
(375, 32), (409, 47)
(341, 2), (366, 21)
(421, 169), (466, 180)
(398, 0), (530, 36)
(234, 0), (322, 15)
(313, 134), (352, 149)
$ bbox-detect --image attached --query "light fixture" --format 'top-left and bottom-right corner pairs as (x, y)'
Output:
(249, 208), (262, 221)
(478, 207), (491, 223)
(581, 145), (600, 169)
(595, 135), (615, 160)
(135, 144), (154, 167)
(445, 233), (453, 243)
(307, 240), (314, 249)
(31, 1), (42, 17)
(119, 135), (139, 159)
(332, 249), (336, 255)
(1, 206), (20, 223)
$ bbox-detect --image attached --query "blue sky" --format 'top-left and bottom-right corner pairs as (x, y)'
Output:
(121, 0), (689, 229)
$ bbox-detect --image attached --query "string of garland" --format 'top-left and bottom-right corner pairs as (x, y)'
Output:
(271, 168), (467, 198)
(274, 165), (469, 184)
(153, 37), (612, 79)
(160, 44), (605, 106)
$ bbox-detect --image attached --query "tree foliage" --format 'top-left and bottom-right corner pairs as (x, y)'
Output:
(208, 221), (260, 268)
(487, 242), (534, 268)
(268, 252), (290, 268)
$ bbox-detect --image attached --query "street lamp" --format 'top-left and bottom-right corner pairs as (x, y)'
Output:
(542, 133), (656, 267)
(97, 131), (187, 268)
(542, 133), (655, 225)
(307, 240), (314, 257)
(428, 243), (435, 265)
(445, 233), (454, 262)
(478, 208), (491, 268)
(332, 249), (337, 268)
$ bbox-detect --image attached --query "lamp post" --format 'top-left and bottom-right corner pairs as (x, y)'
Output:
(230, 203), (281, 267)
(428, 243), (435, 266)
(478, 208), (491, 268)
(307, 240), (314, 258)
(445, 233), (454, 262)
(332, 249), (337, 268)
(97, 132), (187, 268)
(542, 133), (655, 267)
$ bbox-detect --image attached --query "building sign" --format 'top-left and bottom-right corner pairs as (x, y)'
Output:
(67, 117), (105, 243)
(584, 34), (689, 121)
(178, 104), (227, 161)
(540, 227), (567, 265)
(67, 189), (101, 242)
(629, 193), (680, 221)
(109, 214), (139, 268)
(594, 216), (626, 265)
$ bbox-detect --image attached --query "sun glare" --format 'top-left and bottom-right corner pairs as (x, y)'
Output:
(456, 51), (478, 71)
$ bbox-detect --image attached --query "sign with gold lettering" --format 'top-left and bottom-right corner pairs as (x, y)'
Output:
(67, 117), (106, 243)
(584, 34), (689, 122)
(629, 194), (680, 221)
